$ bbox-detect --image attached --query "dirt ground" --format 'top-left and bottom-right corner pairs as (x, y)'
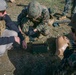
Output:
(0, 0), (73, 75)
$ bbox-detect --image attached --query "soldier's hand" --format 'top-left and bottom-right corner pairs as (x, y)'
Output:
(22, 40), (27, 49)
(0, 11), (7, 17)
(14, 36), (20, 44)
(34, 29), (38, 32)
(63, 36), (70, 44)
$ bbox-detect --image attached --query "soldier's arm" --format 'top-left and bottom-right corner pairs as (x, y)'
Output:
(17, 7), (28, 25)
(35, 7), (50, 32)
(4, 14), (24, 42)
(0, 36), (20, 45)
(0, 36), (15, 45)
(35, 23), (44, 32)
(42, 7), (50, 23)
(4, 14), (27, 49)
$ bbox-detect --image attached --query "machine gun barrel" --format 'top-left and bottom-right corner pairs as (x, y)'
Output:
(53, 19), (71, 27)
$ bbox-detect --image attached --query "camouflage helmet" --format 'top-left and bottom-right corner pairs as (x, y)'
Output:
(28, 1), (42, 18)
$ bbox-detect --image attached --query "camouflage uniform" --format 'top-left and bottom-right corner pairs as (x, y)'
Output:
(54, 13), (76, 75)
(62, 0), (76, 16)
(54, 42), (76, 75)
(17, 1), (51, 38)
(64, 13), (76, 74)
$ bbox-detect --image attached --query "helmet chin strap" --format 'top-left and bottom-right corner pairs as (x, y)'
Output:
(33, 14), (41, 22)
(28, 14), (41, 22)
(33, 18), (39, 22)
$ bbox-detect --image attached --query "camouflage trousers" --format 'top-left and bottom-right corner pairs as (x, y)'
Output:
(62, 0), (76, 16)
(20, 17), (51, 40)
(54, 48), (76, 75)
(0, 29), (17, 56)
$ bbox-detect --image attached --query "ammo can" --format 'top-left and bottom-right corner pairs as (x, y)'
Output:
(30, 41), (48, 53)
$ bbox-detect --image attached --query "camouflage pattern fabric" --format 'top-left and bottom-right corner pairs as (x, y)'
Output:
(36, 23), (51, 36)
(68, 52), (76, 68)
(72, 0), (76, 15)
(62, 0), (76, 16)
(54, 48), (76, 75)
(18, 3), (50, 36)
(20, 17), (34, 33)
(54, 40), (76, 75)
(0, 20), (6, 36)
(62, 0), (72, 16)
(28, 1), (42, 18)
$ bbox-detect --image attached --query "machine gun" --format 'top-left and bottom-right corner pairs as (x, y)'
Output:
(53, 19), (71, 27)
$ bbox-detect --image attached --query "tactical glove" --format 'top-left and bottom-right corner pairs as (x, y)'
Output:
(28, 26), (36, 36)
(28, 30), (36, 36)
